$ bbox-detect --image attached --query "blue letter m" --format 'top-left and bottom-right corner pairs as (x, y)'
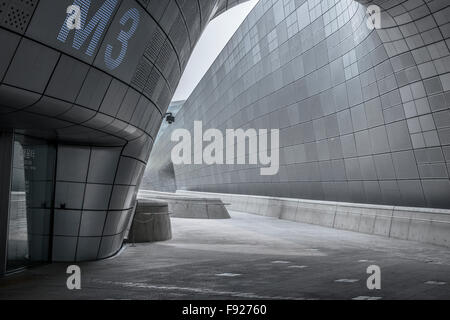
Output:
(58, 0), (119, 57)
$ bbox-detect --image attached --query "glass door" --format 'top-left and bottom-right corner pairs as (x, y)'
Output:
(6, 134), (56, 272)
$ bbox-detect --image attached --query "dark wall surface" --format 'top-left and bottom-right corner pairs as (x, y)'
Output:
(0, 0), (248, 262)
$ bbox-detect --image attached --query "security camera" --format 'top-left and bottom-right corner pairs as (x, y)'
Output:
(165, 112), (175, 124)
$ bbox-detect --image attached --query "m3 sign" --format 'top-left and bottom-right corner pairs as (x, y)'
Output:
(57, 0), (140, 70)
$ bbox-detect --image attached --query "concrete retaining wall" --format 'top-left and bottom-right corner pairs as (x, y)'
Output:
(176, 190), (450, 248)
(138, 190), (230, 219)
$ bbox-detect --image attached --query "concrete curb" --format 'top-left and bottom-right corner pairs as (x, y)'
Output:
(176, 190), (450, 248)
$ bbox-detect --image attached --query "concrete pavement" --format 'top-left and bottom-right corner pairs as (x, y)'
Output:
(0, 211), (449, 300)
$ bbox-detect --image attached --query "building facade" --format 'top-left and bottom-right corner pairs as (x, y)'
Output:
(146, 0), (450, 210)
(0, 0), (247, 274)
(141, 100), (185, 192)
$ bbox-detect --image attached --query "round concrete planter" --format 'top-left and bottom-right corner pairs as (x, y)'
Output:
(128, 200), (172, 243)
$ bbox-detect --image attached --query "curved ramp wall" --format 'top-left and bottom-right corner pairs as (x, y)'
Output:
(148, 0), (450, 209)
(177, 190), (450, 248)
(139, 190), (231, 219)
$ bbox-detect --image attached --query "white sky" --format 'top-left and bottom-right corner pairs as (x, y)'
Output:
(172, 0), (259, 101)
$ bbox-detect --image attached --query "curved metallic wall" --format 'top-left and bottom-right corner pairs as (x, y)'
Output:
(147, 0), (450, 209)
(141, 100), (185, 192)
(0, 0), (247, 262)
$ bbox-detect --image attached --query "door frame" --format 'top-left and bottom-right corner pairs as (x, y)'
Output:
(0, 130), (14, 276)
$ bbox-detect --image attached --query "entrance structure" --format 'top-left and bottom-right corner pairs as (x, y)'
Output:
(0, 0), (248, 273)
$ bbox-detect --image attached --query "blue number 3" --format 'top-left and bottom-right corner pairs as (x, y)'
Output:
(105, 8), (140, 70)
